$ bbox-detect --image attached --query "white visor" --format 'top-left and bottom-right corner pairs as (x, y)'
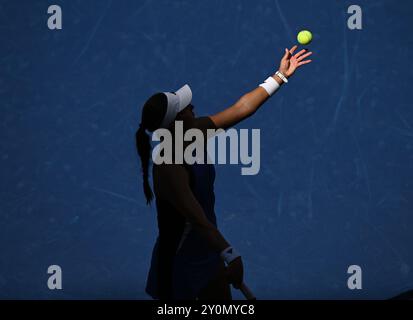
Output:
(160, 84), (192, 128)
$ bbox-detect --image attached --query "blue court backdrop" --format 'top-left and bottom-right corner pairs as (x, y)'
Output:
(1, 0), (413, 299)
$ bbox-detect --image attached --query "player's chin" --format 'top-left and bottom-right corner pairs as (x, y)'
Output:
(187, 108), (195, 118)
(186, 112), (196, 120)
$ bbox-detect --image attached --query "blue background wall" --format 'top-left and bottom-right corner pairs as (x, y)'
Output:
(1, 0), (413, 299)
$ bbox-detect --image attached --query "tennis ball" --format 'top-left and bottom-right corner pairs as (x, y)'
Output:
(297, 30), (313, 45)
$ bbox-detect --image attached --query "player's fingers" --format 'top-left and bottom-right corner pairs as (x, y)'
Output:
(297, 60), (312, 66)
(294, 49), (308, 59)
(297, 52), (313, 62)
(289, 45), (298, 55)
(282, 48), (290, 60)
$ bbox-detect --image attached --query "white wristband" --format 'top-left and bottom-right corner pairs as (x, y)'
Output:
(275, 71), (288, 83)
(220, 246), (241, 265)
(259, 76), (280, 96)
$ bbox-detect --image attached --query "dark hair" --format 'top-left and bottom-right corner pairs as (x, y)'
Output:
(135, 93), (167, 205)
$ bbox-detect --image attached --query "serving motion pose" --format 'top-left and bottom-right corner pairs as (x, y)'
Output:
(136, 46), (312, 300)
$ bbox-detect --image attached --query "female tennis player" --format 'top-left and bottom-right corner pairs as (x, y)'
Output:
(136, 46), (312, 300)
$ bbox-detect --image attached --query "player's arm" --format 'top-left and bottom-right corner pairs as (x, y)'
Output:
(156, 164), (245, 288)
(156, 164), (230, 253)
(210, 45), (312, 130)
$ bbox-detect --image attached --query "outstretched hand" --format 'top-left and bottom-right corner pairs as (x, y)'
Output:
(278, 45), (313, 78)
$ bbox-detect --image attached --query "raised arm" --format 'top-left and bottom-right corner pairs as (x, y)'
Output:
(210, 45), (312, 129)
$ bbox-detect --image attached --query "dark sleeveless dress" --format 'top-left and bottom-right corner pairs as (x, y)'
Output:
(145, 118), (220, 300)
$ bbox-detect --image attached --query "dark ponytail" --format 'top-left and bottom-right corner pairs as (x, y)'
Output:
(136, 124), (154, 205)
(136, 92), (167, 205)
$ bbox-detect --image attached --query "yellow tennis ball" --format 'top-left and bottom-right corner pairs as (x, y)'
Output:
(297, 30), (313, 45)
